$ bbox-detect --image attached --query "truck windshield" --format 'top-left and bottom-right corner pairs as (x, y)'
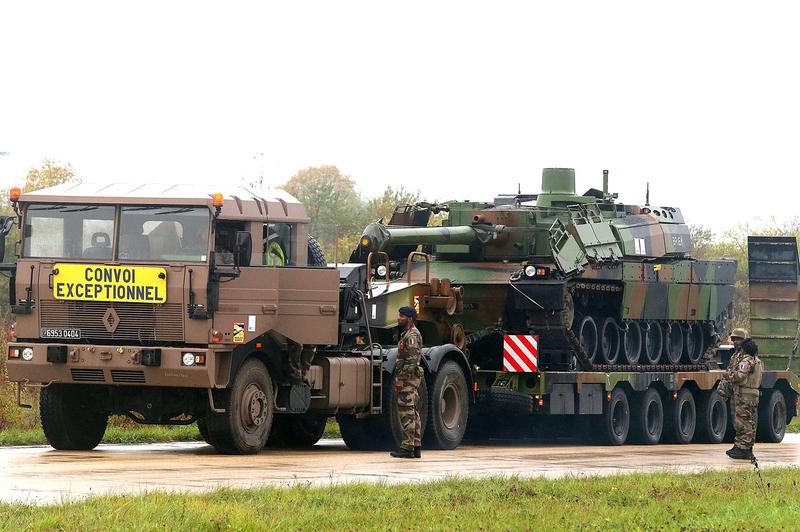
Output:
(23, 204), (116, 260)
(118, 206), (210, 262)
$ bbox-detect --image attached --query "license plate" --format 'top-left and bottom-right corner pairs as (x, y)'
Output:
(40, 328), (81, 339)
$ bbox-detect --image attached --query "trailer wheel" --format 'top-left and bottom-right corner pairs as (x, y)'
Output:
(593, 387), (630, 445)
(664, 388), (696, 444)
(695, 389), (727, 443)
(757, 390), (787, 443)
(267, 414), (327, 448)
(40, 384), (109, 451)
(425, 360), (469, 449)
(631, 388), (663, 444)
(204, 359), (274, 454)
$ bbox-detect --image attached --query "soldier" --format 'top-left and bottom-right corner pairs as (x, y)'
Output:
(287, 340), (315, 384)
(718, 331), (763, 460)
(390, 306), (423, 459)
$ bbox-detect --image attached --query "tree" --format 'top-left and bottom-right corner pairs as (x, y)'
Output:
(281, 166), (372, 262)
(369, 185), (420, 223)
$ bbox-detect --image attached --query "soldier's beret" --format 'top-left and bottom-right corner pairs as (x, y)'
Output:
(398, 306), (417, 319)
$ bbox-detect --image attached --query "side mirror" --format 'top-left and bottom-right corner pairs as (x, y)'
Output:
(0, 216), (15, 263)
(234, 231), (252, 268)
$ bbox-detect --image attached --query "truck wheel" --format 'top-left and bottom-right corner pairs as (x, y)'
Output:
(757, 390), (787, 443)
(197, 418), (215, 446)
(380, 370), (429, 450)
(337, 414), (378, 450)
(425, 360), (469, 449)
(664, 388), (696, 444)
(631, 388), (663, 444)
(593, 387), (630, 445)
(40, 384), (109, 451)
(204, 359), (274, 454)
(267, 414), (327, 448)
(307, 235), (327, 267)
(695, 389), (727, 443)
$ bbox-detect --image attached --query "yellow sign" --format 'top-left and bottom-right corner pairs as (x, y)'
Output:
(53, 263), (167, 304)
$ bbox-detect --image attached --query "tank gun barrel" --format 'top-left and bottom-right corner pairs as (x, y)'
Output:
(359, 223), (505, 253)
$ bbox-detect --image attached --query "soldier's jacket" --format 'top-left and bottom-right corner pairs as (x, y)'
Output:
(396, 326), (423, 382)
(724, 348), (763, 396)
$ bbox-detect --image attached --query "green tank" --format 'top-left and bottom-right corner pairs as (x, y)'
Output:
(353, 168), (736, 371)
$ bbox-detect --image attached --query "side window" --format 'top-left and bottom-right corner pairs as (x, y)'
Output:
(214, 221), (244, 265)
(263, 223), (293, 266)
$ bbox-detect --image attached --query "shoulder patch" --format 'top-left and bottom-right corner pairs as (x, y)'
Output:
(407, 336), (418, 347)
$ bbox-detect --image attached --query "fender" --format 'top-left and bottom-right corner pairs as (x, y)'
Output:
(383, 343), (474, 400)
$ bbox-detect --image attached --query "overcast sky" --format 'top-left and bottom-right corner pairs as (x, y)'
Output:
(1, 1), (798, 233)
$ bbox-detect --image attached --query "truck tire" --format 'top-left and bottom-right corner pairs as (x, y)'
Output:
(40, 384), (109, 451)
(425, 360), (469, 449)
(336, 413), (379, 450)
(477, 388), (534, 416)
(664, 388), (696, 444)
(630, 388), (663, 444)
(695, 389), (727, 444)
(592, 387), (630, 445)
(379, 370), (429, 450)
(267, 414), (327, 448)
(307, 235), (327, 267)
(757, 390), (787, 443)
(203, 359), (274, 454)
(197, 418), (214, 446)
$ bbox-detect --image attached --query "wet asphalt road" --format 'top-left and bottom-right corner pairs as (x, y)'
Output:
(1, 434), (798, 504)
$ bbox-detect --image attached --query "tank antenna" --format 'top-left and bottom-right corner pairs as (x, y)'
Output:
(645, 182), (650, 206)
(518, 182), (521, 195)
(602, 169), (609, 195)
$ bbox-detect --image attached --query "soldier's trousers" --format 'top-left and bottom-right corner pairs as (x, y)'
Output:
(397, 376), (421, 450)
(732, 393), (759, 450)
(288, 343), (315, 380)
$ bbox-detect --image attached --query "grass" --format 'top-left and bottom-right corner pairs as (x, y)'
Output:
(1, 469), (799, 530)
(789, 417), (800, 433)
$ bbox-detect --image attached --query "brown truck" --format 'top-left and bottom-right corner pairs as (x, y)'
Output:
(3, 183), (463, 454)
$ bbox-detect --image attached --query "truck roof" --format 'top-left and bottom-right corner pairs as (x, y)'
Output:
(19, 182), (309, 222)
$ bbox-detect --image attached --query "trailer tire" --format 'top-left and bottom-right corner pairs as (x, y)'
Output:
(664, 388), (696, 444)
(695, 389), (727, 444)
(757, 390), (787, 443)
(593, 387), (630, 445)
(40, 384), (109, 451)
(631, 388), (663, 444)
(267, 414), (327, 448)
(425, 360), (469, 450)
(204, 359), (274, 454)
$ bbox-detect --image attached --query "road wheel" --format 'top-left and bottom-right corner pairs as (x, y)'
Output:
(267, 414), (327, 448)
(425, 361), (469, 449)
(600, 318), (621, 365)
(757, 390), (787, 443)
(204, 359), (274, 454)
(623, 321), (642, 365)
(576, 316), (599, 363)
(40, 384), (109, 451)
(664, 388), (696, 444)
(643, 322), (663, 365)
(695, 389), (727, 443)
(664, 322), (684, 365)
(685, 323), (705, 364)
(631, 388), (663, 444)
(593, 387), (630, 445)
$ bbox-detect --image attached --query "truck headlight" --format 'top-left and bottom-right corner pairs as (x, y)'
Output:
(524, 265), (536, 278)
(21, 347), (34, 361)
(376, 264), (388, 277)
(182, 352), (196, 366)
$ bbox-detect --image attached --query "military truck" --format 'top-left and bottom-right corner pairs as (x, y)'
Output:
(344, 168), (799, 446)
(2, 183), (471, 454)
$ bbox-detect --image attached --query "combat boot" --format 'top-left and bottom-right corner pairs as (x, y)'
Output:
(725, 445), (738, 457)
(414, 446), (421, 458)
(727, 447), (753, 460)
(390, 448), (415, 459)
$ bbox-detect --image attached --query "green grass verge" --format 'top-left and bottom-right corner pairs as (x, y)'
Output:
(1, 469), (799, 530)
(788, 417), (800, 433)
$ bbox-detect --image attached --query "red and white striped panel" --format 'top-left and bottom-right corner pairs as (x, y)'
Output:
(503, 335), (539, 373)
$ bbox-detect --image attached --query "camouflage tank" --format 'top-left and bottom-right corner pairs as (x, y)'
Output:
(352, 168), (736, 372)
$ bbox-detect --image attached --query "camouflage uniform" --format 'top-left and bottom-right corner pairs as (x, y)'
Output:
(288, 341), (315, 381)
(396, 325), (423, 451)
(719, 346), (763, 450)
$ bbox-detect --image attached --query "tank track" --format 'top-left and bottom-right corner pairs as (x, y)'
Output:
(525, 282), (715, 373)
